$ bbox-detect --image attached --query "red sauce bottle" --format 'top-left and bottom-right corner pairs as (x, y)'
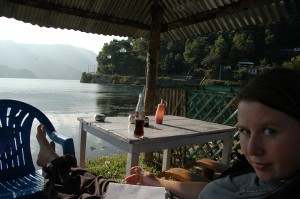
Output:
(155, 99), (166, 124)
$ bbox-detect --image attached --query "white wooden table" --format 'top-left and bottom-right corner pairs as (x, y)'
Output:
(78, 115), (235, 176)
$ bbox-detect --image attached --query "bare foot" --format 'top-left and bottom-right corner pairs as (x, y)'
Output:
(50, 141), (55, 151)
(36, 124), (59, 167)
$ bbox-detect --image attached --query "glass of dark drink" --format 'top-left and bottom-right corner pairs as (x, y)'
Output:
(134, 118), (145, 138)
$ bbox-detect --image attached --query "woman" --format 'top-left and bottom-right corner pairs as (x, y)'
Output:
(125, 68), (300, 199)
(37, 68), (300, 198)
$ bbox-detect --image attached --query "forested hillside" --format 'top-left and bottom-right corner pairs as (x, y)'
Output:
(95, 18), (300, 79)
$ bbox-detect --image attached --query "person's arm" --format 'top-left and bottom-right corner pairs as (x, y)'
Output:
(158, 179), (207, 199)
(125, 166), (208, 199)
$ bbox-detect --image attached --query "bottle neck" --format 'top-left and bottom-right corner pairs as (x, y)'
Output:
(135, 94), (145, 118)
(160, 99), (164, 105)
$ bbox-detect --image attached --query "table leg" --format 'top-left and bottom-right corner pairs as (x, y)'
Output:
(221, 131), (234, 166)
(79, 122), (87, 168)
(126, 146), (139, 176)
(162, 149), (171, 171)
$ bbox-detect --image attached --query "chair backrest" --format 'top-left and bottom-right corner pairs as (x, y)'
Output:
(0, 99), (75, 178)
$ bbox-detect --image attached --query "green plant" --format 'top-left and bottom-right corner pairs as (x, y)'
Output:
(80, 72), (93, 83)
(85, 154), (127, 182)
(85, 153), (162, 183)
(201, 79), (239, 86)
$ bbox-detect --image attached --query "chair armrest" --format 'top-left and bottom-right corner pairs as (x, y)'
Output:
(46, 130), (75, 156)
(188, 158), (229, 179)
(193, 158), (229, 173)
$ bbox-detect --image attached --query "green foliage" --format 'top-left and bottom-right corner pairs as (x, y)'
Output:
(229, 32), (255, 63)
(97, 39), (146, 77)
(85, 154), (127, 182)
(94, 20), (300, 80)
(85, 154), (162, 183)
(118, 76), (134, 84)
(110, 75), (145, 85)
(111, 74), (120, 84)
(201, 79), (239, 87)
(203, 35), (229, 69)
(265, 28), (276, 45)
(184, 37), (210, 66)
(132, 38), (148, 61)
(160, 40), (188, 75)
(234, 67), (248, 80)
(80, 72), (93, 83)
(282, 55), (300, 70)
(259, 58), (269, 67)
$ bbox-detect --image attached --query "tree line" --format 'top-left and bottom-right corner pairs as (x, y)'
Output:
(92, 18), (300, 80)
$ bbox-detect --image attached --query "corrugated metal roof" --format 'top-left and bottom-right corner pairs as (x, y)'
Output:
(0, 0), (299, 41)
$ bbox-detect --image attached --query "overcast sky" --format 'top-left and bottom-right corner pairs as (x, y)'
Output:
(0, 17), (125, 54)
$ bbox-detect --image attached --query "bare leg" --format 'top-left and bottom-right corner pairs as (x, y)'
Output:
(38, 124), (114, 198)
(36, 124), (59, 168)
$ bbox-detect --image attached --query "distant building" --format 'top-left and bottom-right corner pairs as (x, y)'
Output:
(236, 61), (258, 75)
(216, 61), (259, 81)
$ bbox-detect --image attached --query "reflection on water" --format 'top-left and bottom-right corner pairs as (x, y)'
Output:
(0, 78), (143, 167)
(95, 93), (139, 116)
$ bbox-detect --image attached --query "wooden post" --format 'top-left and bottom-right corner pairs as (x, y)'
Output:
(145, 0), (162, 116)
(144, 0), (162, 163)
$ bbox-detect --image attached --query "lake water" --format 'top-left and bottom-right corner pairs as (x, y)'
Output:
(0, 78), (143, 166)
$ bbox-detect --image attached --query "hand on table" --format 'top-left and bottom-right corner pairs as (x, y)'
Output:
(124, 166), (161, 187)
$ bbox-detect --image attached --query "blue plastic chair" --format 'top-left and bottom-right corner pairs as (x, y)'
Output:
(0, 99), (75, 199)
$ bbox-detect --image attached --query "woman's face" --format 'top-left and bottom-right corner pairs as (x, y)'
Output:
(239, 101), (300, 182)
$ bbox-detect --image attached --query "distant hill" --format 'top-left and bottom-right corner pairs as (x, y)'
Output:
(0, 41), (98, 80)
(0, 64), (37, 78)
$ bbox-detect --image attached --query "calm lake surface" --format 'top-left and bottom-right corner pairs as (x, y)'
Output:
(0, 78), (142, 166)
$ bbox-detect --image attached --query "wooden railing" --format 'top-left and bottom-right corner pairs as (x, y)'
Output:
(156, 85), (239, 167)
(156, 87), (187, 117)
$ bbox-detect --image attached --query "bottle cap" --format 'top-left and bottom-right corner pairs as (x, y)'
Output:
(95, 114), (106, 122)
(144, 116), (149, 127)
